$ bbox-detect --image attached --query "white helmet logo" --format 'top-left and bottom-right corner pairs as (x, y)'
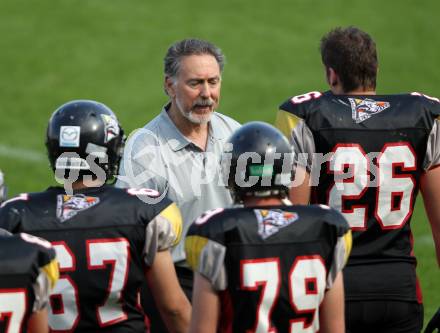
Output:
(60, 126), (81, 147)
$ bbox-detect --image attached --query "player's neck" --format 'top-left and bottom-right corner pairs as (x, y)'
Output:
(331, 86), (376, 95)
(243, 196), (284, 207)
(71, 179), (104, 190)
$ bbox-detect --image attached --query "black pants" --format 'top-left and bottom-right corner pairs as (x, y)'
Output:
(143, 266), (193, 333)
(346, 300), (424, 333)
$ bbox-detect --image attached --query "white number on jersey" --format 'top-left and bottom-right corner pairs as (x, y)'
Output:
(49, 239), (130, 331)
(87, 239), (130, 325)
(0, 289), (26, 333)
(290, 91), (322, 105)
(328, 142), (416, 230)
(241, 256), (326, 333)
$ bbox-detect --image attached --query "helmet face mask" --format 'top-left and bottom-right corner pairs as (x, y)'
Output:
(222, 121), (294, 203)
(46, 100), (125, 185)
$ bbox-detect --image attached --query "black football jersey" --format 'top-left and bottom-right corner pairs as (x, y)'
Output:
(0, 233), (58, 333)
(276, 90), (440, 302)
(0, 185), (182, 333)
(185, 204), (351, 333)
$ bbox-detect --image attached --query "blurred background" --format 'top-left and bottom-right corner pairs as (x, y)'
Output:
(1, 0), (439, 326)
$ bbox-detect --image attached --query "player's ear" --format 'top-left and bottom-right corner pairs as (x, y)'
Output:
(324, 66), (330, 85)
(164, 76), (176, 98)
(327, 67), (338, 87)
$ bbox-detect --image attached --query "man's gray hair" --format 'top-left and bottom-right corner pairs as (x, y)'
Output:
(164, 38), (225, 79)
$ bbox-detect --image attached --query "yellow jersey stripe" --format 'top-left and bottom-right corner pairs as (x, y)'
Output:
(42, 259), (59, 289)
(185, 235), (209, 270)
(159, 202), (183, 246)
(275, 110), (302, 139)
(343, 230), (353, 264)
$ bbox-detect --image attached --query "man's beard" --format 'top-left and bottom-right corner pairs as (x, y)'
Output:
(176, 97), (215, 125)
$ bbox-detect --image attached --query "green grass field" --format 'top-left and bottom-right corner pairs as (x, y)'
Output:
(1, 0), (439, 327)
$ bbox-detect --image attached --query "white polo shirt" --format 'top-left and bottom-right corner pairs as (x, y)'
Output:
(116, 104), (241, 263)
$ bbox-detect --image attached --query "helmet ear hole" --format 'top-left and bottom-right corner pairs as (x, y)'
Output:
(46, 100), (125, 184)
(222, 121), (294, 204)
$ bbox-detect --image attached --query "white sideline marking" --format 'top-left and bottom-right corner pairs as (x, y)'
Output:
(0, 144), (46, 163)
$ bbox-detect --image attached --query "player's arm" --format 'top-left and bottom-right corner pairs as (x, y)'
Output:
(319, 211), (351, 333)
(275, 109), (314, 204)
(28, 308), (49, 333)
(290, 166), (311, 204)
(420, 167), (440, 267)
(146, 250), (191, 333)
(189, 272), (220, 333)
(29, 240), (59, 333)
(0, 194), (27, 232)
(144, 202), (190, 333)
(319, 271), (345, 333)
(185, 212), (228, 333)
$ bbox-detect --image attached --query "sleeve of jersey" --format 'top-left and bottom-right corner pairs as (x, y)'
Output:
(275, 109), (316, 173)
(143, 202), (183, 267)
(423, 117), (440, 170)
(325, 211), (352, 289)
(185, 227), (228, 291)
(0, 228), (11, 236)
(33, 248), (59, 312)
(0, 201), (23, 233)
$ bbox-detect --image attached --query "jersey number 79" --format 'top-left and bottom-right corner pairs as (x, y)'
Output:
(241, 255), (326, 333)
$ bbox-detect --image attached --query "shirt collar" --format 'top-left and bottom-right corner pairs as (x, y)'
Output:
(157, 104), (189, 152)
(209, 113), (224, 139)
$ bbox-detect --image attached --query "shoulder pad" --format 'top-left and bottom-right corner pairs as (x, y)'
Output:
(0, 193), (28, 209)
(280, 91), (323, 110)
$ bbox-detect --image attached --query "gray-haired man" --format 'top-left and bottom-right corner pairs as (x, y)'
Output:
(117, 38), (240, 332)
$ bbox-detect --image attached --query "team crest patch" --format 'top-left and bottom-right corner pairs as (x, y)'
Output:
(348, 98), (390, 123)
(101, 114), (120, 143)
(56, 194), (100, 222)
(255, 209), (299, 239)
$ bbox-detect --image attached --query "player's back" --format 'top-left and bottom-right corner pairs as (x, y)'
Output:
(0, 185), (174, 333)
(277, 91), (440, 301)
(0, 233), (57, 333)
(186, 204), (351, 333)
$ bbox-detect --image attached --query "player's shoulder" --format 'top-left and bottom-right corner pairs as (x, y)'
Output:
(188, 207), (246, 239)
(0, 188), (56, 211)
(279, 91), (326, 115)
(119, 187), (171, 206)
(0, 233), (56, 271)
(18, 233), (56, 263)
(308, 204), (350, 234)
(0, 192), (30, 210)
(188, 207), (227, 236)
(112, 186), (174, 221)
(280, 204), (349, 235)
(407, 92), (440, 114)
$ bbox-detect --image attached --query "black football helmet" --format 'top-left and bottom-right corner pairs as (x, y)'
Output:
(222, 121), (294, 203)
(46, 100), (125, 181)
